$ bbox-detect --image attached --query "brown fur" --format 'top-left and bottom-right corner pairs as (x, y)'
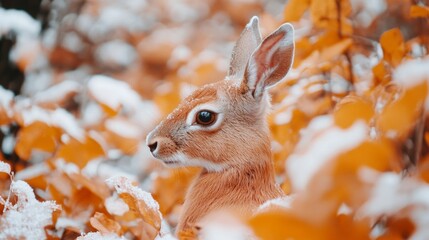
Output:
(146, 17), (295, 234)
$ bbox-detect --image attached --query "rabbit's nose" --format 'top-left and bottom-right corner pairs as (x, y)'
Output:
(148, 141), (158, 153)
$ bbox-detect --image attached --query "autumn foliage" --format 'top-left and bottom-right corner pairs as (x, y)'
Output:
(0, 0), (429, 239)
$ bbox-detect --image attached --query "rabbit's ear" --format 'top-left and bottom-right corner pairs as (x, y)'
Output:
(242, 23), (294, 99)
(227, 16), (262, 79)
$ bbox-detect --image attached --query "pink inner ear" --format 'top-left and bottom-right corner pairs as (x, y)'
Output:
(244, 23), (294, 98)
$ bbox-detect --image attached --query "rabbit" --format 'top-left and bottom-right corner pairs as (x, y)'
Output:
(146, 16), (295, 234)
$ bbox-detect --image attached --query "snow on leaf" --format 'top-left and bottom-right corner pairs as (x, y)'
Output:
(198, 211), (256, 240)
(286, 118), (368, 191)
(0, 180), (60, 240)
(358, 171), (429, 240)
(77, 231), (125, 240)
(0, 8), (41, 36)
(0, 161), (11, 175)
(104, 195), (129, 216)
(106, 176), (162, 232)
(87, 75), (141, 113)
(393, 58), (429, 89)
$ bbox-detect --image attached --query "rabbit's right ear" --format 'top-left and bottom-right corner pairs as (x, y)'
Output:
(241, 23), (294, 100)
(227, 16), (262, 80)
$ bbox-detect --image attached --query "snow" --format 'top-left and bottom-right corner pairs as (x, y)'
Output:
(105, 118), (141, 139)
(0, 180), (59, 240)
(286, 118), (368, 191)
(33, 80), (81, 104)
(55, 159), (80, 175)
(358, 171), (429, 240)
(105, 176), (160, 216)
(393, 57), (429, 88)
(62, 32), (84, 52)
(350, 0), (387, 27)
(82, 102), (104, 126)
(1, 135), (15, 155)
(0, 8), (41, 36)
(77, 232), (125, 240)
(180, 83), (198, 99)
(104, 195), (129, 216)
(55, 217), (85, 233)
(0, 86), (14, 114)
(168, 45), (192, 68)
(198, 211), (256, 240)
(19, 106), (85, 141)
(51, 109), (85, 141)
(258, 195), (295, 211)
(0, 161), (11, 175)
(14, 163), (50, 181)
(274, 109), (293, 125)
(88, 75), (141, 111)
(95, 40), (137, 69)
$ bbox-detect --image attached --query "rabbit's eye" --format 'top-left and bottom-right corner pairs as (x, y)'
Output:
(196, 110), (217, 126)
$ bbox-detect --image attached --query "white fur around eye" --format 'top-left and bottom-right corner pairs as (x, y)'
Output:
(186, 102), (224, 131)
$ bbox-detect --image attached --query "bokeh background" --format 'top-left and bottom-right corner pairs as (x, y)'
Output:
(0, 0), (429, 239)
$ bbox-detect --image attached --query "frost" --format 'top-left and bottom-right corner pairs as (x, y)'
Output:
(33, 80), (81, 104)
(0, 161), (11, 175)
(88, 75), (141, 111)
(77, 232), (125, 240)
(0, 180), (59, 240)
(258, 195), (295, 212)
(105, 118), (141, 139)
(0, 86), (14, 114)
(199, 211), (256, 240)
(1, 135), (15, 155)
(95, 40), (137, 69)
(393, 58), (429, 88)
(350, 0), (387, 27)
(0, 8), (41, 36)
(358, 172), (429, 240)
(274, 109), (293, 125)
(105, 176), (160, 215)
(15, 163), (50, 181)
(19, 106), (85, 141)
(51, 109), (85, 141)
(287, 119), (368, 191)
(104, 195), (129, 216)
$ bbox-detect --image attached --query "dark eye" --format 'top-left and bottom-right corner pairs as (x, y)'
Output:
(196, 110), (217, 126)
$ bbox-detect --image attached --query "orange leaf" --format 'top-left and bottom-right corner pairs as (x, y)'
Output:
(55, 134), (105, 169)
(334, 95), (374, 129)
(152, 168), (199, 215)
(104, 117), (141, 155)
(320, 38), (353, 62)
(283, 0), (311, 22)
(410, 5), (429, 18)
(15, 121), (61, 160)
(107, 176), (161, 235)
(90, 212), (122, 235)
(377, 83), (427, 139)
(380, 29), (405, 67)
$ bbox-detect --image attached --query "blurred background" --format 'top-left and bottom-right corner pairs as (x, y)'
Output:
(1, 0), (429, 239)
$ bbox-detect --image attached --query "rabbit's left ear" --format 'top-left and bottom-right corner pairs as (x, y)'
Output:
(242, 23), (295, 99)
(228, 16), (262, 80)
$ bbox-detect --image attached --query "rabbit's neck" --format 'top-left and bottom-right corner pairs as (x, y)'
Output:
(177, 153), (282, 234)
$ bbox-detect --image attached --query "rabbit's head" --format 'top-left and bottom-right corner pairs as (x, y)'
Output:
(147, 17), (294, 172)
